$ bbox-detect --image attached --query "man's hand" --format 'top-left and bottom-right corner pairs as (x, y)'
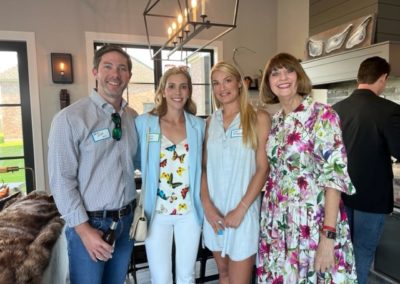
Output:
(75, 222), (114, 262)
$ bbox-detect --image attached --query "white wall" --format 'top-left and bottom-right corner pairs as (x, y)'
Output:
(0, 0), (310, 191)
(222, 0), (278, 79)
(277, 0), (309, 59)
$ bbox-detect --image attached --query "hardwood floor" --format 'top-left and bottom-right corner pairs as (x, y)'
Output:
(126, 258), (219, 284)
(126, 241), (398, 284)
(126, 262), (399, 284)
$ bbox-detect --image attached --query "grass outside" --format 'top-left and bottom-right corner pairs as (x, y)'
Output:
(0, 140), (25, 188)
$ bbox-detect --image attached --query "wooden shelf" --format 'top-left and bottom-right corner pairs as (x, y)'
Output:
(301, 41), (400, 85)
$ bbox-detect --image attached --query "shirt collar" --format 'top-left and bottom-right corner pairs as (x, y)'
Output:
(89, 89), (128, 114)
(352, 88), (377, 97)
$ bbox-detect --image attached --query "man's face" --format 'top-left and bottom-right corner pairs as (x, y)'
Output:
(92, 51), (132, 101)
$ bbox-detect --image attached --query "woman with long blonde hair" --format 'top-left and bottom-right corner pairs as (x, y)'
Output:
(201, 62), (271, 283)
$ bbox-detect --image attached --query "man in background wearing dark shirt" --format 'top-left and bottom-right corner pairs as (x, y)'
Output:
(333, 56), (400, 284)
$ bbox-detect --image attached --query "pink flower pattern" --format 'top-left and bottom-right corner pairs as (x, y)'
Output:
(287, 132), (301, 145)
(257, 96), (358, 283)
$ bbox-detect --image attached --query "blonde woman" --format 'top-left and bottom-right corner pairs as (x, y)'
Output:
(135, 67), (205, 284)
(201, 62), (270, 283)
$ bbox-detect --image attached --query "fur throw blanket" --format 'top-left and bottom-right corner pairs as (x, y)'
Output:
(0, 191), (64, 284)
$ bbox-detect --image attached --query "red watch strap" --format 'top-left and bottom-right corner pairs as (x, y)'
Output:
(322, 225), (336, 232)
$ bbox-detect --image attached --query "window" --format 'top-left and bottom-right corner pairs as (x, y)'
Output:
(0, 41), (35, 194)
(94, 43), (214, 116)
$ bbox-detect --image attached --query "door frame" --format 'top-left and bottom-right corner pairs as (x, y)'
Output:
(0, 31), (45, 192)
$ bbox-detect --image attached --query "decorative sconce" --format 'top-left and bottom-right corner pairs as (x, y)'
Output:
(51, 53), (73, 84)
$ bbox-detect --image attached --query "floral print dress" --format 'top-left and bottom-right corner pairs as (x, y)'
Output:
(257, 96), (358, 284)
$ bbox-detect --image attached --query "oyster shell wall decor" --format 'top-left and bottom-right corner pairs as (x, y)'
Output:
(308, 39), (324, 57)
(345, 15), (373, 49)
(325, 24), (353, 53)
(305, 13), (376, 60)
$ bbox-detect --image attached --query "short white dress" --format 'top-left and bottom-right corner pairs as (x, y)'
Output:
(203, 109), (261, 261)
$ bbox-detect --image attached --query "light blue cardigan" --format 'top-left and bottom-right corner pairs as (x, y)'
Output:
(135, 112), (205, 225)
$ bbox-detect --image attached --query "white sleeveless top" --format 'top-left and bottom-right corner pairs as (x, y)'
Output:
(203, 109), (261, 261)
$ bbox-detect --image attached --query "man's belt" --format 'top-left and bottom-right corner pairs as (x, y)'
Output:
(87, 199), (137, 219)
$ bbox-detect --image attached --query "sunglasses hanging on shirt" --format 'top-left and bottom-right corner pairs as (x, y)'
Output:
(111, 113), (122, 141)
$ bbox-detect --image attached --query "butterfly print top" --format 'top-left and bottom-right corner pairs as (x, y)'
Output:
(155, 135), (191, 215)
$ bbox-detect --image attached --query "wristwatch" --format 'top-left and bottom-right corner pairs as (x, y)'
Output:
(320, 229), (337, 240)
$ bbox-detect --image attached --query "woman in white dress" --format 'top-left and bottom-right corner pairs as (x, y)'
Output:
(201, 62), (271, 283)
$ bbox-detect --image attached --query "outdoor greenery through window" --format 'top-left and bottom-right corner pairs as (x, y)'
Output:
(94, 43), (214, 116)
(0, 41), (34, 195)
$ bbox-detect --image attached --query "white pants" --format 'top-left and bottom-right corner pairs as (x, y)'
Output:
(145, 211), (201, 284)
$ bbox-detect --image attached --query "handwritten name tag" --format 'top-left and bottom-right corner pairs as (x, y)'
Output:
(92, 128), (111, 142)
(148, 133), (160, 142)
(231, 129), (243, 138)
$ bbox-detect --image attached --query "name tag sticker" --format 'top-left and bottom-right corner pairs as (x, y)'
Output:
(92, 128), (111, 142)
(148, 133), (160, 142)
(231, 129), (243, 138)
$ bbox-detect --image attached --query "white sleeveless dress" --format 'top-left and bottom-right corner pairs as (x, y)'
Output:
(203, 109), (261, 261)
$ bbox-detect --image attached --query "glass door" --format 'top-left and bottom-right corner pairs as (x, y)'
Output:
(0, 41), (34, 194)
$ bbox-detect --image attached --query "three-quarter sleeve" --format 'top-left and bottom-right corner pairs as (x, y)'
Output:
(313, 106), (355, 195)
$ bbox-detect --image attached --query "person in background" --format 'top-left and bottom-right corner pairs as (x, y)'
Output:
(244, 76), (253, 89)
(333, 56), (400, 284)
(257, 53), (357, 283)
(201, 61), (270, 284)
(135, 66), (205, 284)
(48, 45), (138, 284)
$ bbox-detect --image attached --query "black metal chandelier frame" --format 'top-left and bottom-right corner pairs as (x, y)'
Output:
(143, 0), (239, 61)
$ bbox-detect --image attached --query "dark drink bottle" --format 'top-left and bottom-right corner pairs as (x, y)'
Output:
(103, 219), (118, 246)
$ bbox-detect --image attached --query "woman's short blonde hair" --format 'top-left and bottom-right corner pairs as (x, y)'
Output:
(260, 53), (312, 104)
(211, 62), (258, 149)
(150, 66), (197, 116)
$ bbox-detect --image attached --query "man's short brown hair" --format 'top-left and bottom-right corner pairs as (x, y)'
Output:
(357, 56), (390, 84)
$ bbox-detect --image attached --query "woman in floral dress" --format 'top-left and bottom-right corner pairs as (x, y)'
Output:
(257, 53), (358, 283)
